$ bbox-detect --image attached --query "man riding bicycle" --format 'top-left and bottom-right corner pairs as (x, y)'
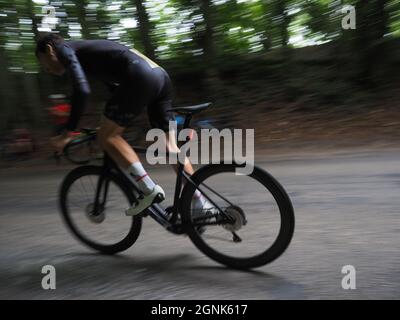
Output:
(35, 33), (212, 216)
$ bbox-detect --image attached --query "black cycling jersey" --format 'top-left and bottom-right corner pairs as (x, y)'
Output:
(54, 39), (174, 131)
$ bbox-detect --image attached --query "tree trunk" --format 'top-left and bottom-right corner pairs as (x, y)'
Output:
(26, 0), (40, 41)
(268, 0), (290, 48)
(75, 0), (91, 39)
(133, 0), (156, 60)
(280, 7), (290, 48)
(0, 50), (15, 133)
(198, 0), (214, 66)
(260, 0), (272, 50)
(195, 0), (226, 101)
(354, 0), (389, 86)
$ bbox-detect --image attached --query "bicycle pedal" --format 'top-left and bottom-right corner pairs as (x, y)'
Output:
(154, 193), (165, 203)
(125, 207), (147, 218)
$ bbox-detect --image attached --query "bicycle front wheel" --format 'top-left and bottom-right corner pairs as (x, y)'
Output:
(180, 163), (295, 269)
(59, 165), (142, 254)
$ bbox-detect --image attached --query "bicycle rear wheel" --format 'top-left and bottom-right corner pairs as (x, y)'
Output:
(59, 165), (142, 254)
(180, 163), (295, 269)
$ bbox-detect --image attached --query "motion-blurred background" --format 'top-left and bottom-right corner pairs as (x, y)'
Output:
(1, 1), (400, 300)
(0, 0), (399, 161)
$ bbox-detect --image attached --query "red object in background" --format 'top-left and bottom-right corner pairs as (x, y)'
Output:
(48, 103), (83, 137)
(48, 103), (80, 136)
(49, 103), (71, 125)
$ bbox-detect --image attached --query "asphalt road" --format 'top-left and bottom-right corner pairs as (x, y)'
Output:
(0, 150), (399, 299)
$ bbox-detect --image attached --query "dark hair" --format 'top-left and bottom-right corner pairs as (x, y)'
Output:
(35, 33), (64, 56)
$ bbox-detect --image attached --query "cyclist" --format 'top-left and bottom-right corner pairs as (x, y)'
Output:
(35, 33), (212, 216)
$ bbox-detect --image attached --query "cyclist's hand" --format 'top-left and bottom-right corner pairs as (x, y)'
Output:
(50, 133), (73, 155)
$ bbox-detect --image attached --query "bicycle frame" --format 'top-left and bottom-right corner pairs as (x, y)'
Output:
(71, 116), (233, 235)
(59, 106), (294, 268)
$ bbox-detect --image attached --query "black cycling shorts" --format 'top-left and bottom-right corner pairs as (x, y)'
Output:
(103, 58), (175, 132)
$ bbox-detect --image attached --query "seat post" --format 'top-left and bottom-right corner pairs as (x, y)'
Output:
(171, 115), (188, 219)
(171, 113), (193, 217)
(183, 114), (192, 130)
(176, 114), (192, 150)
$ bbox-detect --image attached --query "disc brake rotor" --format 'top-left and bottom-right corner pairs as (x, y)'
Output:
(85, 203), (105, 224)
(222, 205), (246, 232)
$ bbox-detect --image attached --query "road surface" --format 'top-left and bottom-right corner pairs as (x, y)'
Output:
(0, 150), (399, 299)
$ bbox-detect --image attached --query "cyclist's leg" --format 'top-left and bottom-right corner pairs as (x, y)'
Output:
(101, 73), (154, 186)
(98, 115), (165, 215)
(164, 128), (194, 175)
(97, 115), (139, 168)
(164, 130), (211, 211)
(147, 70), (209, 210)
(146, 69), (195, 176)
(100, 78), (165, 215)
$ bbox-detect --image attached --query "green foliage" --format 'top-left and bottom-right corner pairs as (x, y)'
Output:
(1, 0), (399, 71)
(0, 0), (399, 130)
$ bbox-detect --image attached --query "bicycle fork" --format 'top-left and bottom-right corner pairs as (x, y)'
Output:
(92, 174), (110, 215)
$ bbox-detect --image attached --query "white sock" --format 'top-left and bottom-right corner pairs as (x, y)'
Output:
(123, 162), (156, 195)
(193, 189), (207, 209)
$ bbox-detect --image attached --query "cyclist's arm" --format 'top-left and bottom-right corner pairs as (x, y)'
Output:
(57, 44), (91, 132)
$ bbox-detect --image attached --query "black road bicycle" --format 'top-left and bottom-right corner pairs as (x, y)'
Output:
(59, 103), (295, 269)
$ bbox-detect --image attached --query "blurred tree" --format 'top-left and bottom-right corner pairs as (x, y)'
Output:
(26, 0), (40, 41)
(0, 0), (399, 133)
(302, 0), (340, 43)
(171, 0), (219, 95)
(266, 0), (293, 48)
(0, 48), (14, 132)
(197, 0), (214, 65)
(352, 0), (390, 86)
(74, 0), (91, 39)
(132, 0), (156, 60)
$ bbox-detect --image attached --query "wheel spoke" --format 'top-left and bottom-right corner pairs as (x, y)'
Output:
(79, 178), (90, 203)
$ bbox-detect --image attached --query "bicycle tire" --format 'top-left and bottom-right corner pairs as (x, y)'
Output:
(64, 135), (95, 165)
(180, 163), (295, 269)
(59, 165), (142, 254)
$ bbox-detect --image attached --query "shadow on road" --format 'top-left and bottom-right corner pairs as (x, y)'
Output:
(49, 251), (306, 299)
(0, 249), (306, 299)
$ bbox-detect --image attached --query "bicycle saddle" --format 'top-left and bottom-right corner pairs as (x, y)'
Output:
(167, 102), (212, 115)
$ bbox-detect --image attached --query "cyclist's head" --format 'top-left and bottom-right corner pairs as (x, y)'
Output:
(35, 33), (66, 76)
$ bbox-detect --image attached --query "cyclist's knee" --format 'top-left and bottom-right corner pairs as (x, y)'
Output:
(98, 132), (117, 149)
(98, 117), (124, 148)
(98, 129), (118, 149)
